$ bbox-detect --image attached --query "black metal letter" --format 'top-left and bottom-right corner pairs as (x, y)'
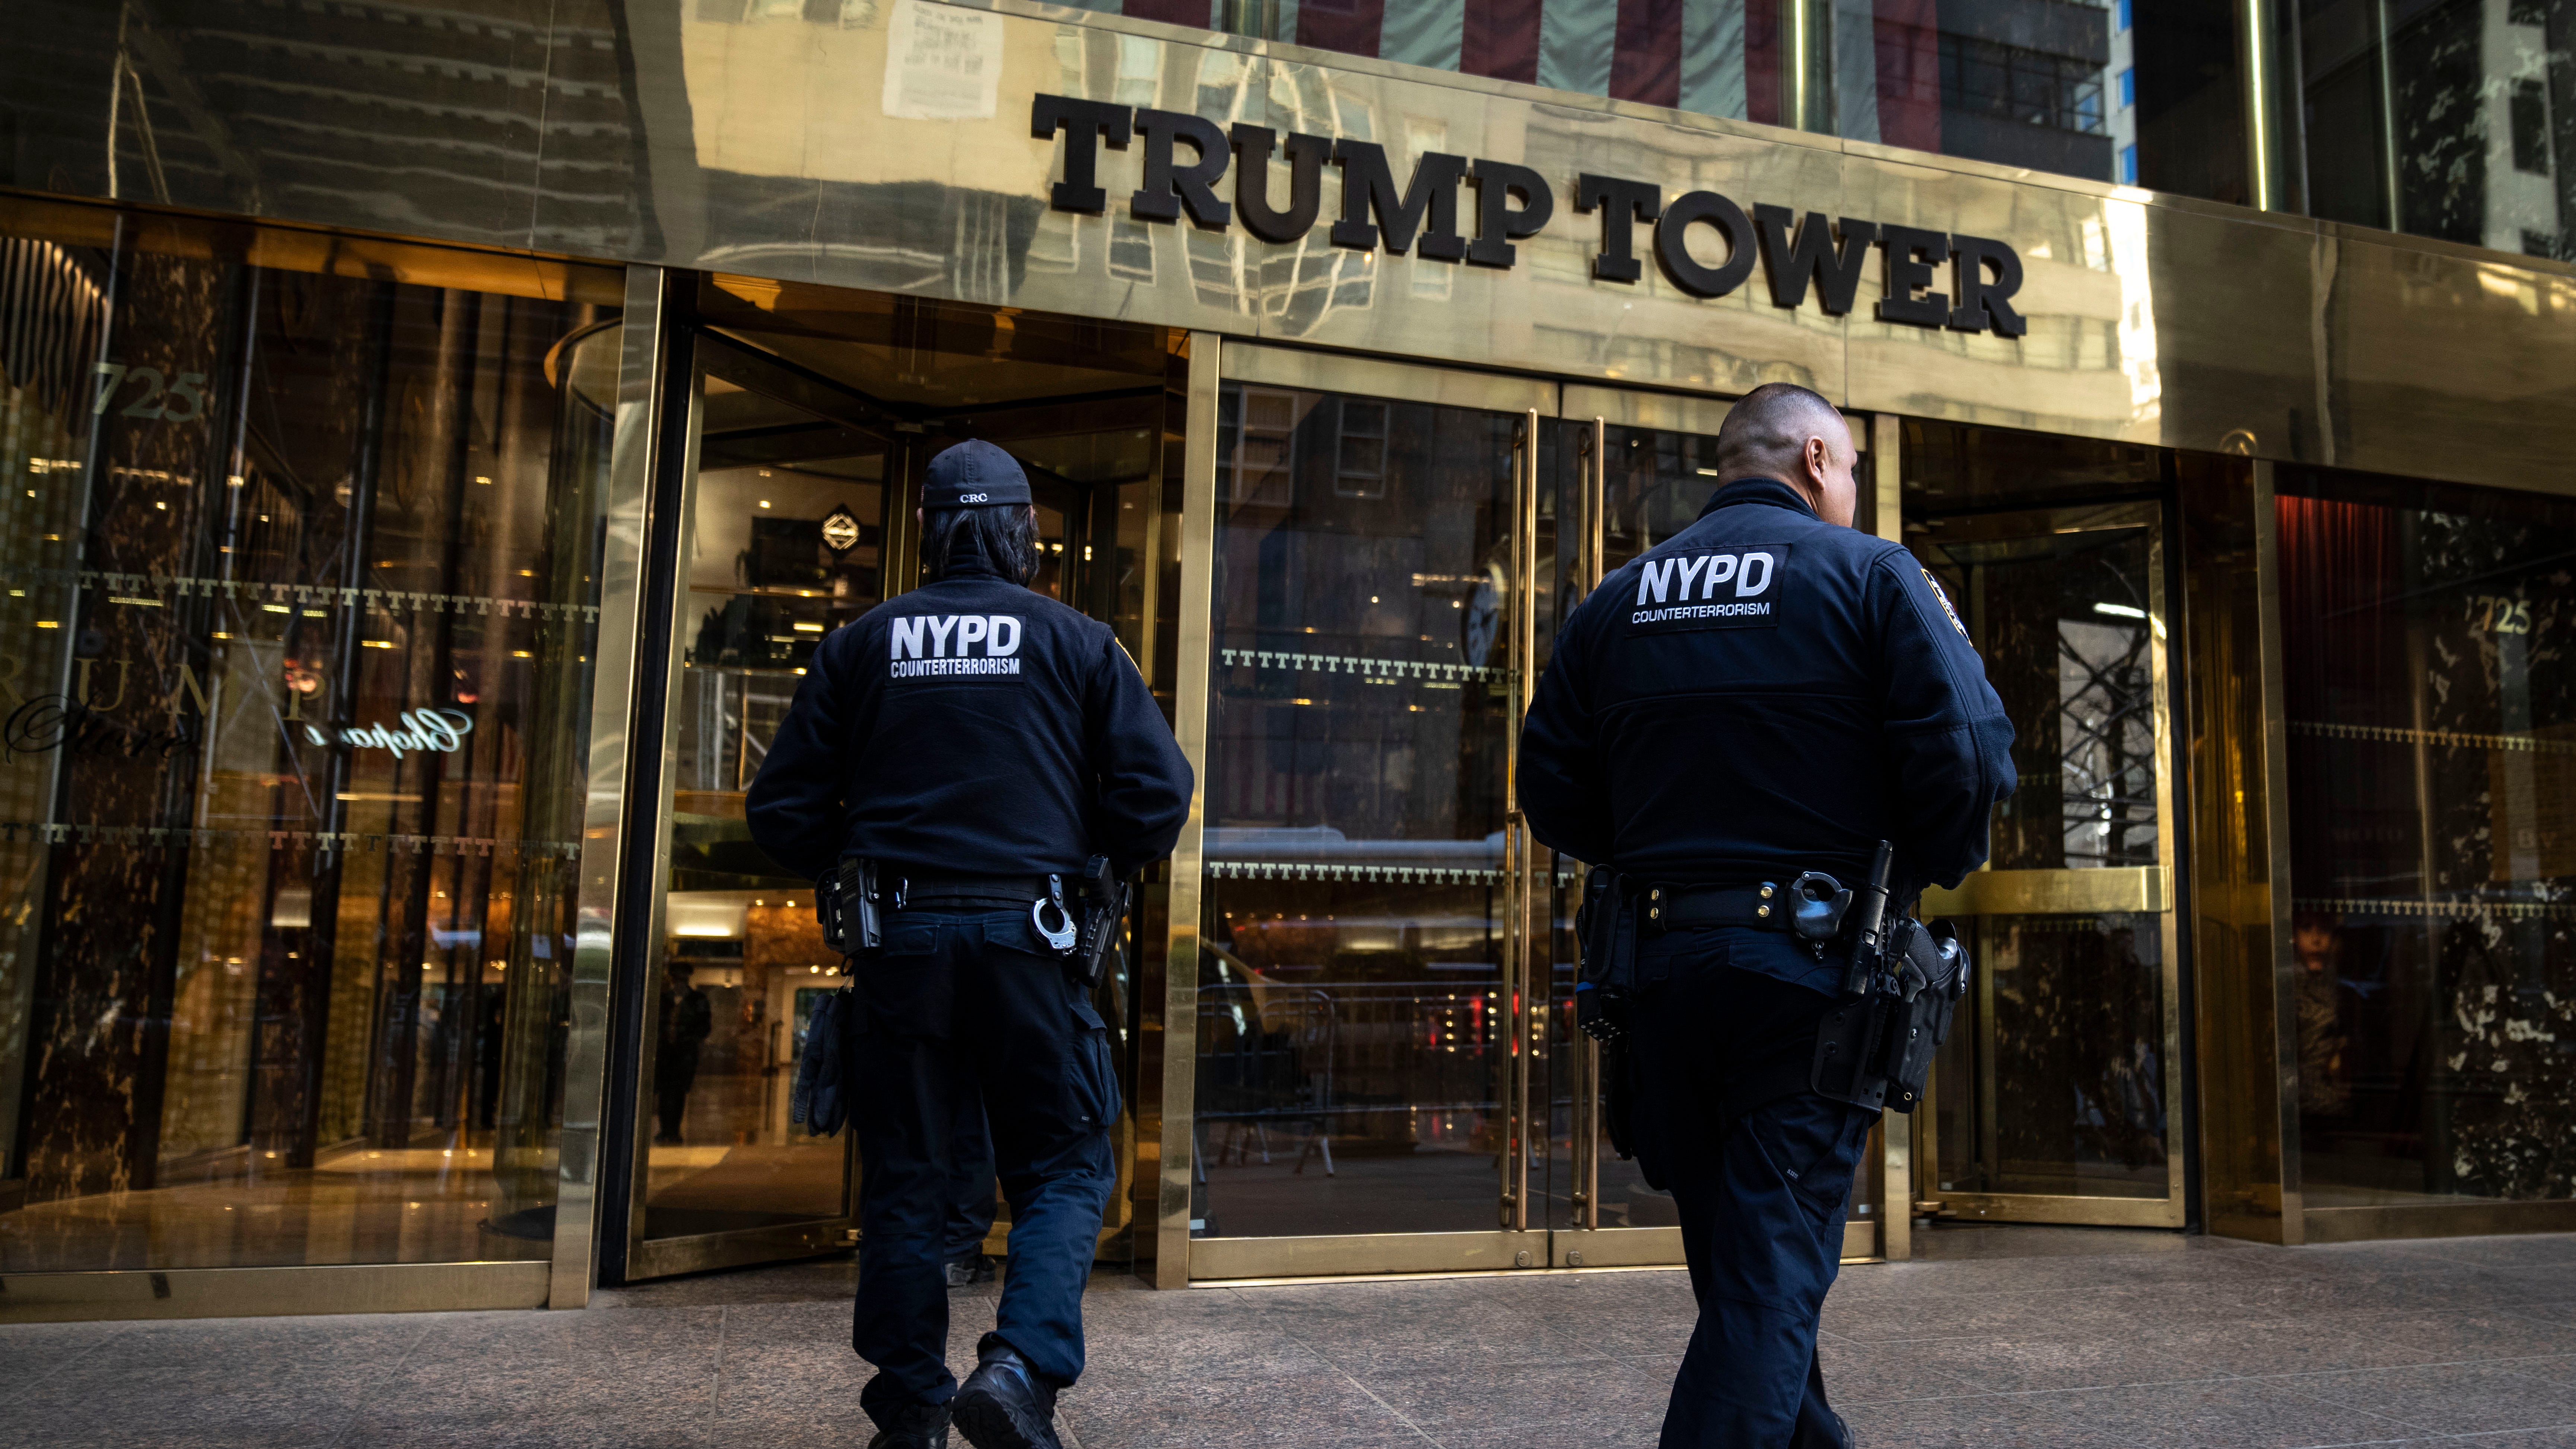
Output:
(1947, 233), (2028, 336)
(1231, 124), (1329, 243)
(1575, 174), (1661, 282)
(1131, 109), (1234, 230)
(1753, 206), (1880, 313)
(1329, 142), (1469, 258)
(1876, 226), (1953, 327)
(1031, 93), (1133, 214)
(1466, 160), (1554, 268)
(1653, 191), (1758, 299)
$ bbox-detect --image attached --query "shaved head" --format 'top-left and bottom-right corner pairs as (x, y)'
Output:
(1711, 382), (1859, 527)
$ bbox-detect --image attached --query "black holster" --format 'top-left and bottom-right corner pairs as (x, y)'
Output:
(1810, 915), (1969, 1112)
(1574, 865), (1643, 1160)
(1072, 854), (1129, 990)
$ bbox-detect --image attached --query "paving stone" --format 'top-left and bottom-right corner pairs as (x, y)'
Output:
(2271, 1362), (2576, 1436)
(13, 1234), (2576, 1449)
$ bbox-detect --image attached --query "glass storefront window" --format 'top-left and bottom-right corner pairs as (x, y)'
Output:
(2296, 0), (2576, 257)
(2279, 468), (2576, 1205)
(0, 198), (622, 1270)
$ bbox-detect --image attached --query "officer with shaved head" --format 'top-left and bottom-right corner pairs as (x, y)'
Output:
(1520, 384), (2016, 1447)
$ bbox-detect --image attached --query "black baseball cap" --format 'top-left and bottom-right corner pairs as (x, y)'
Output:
(921, 439), (1031, 508)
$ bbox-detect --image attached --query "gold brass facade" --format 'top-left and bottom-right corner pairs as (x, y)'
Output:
(642, 0), (2575, 499)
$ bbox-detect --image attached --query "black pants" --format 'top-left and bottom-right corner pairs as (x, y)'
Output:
(848, 908), (1119, 1431)
(945, 1099), (999, 1263)
(1627, 930), (1879, 1449)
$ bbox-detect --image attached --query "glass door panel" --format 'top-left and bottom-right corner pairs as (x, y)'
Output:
(627, 345), (895, 1274)
(1192, 369), (1543, 1270)
(1908, 502), (2187, 1227)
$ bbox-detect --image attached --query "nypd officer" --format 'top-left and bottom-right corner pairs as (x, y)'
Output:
(748, 439), (1192, 1449)
(1518, 384), (2014, 1448)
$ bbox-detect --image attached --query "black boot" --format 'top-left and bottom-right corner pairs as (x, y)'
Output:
(865, 1401), (950, 1449)
(950, 1335), (1061, 1449)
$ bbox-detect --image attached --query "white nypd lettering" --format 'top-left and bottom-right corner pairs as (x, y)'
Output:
(1634, 550), (1776, 607)
(1629, 544), (1791, 630)
(888, 614), (1027, 677)
(1638, 557), (1676, 604)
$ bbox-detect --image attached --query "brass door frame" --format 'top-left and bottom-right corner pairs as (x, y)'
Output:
(1914, 500), (2190, 1230)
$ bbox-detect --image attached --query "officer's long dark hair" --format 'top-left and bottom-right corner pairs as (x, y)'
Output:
(922, 503), (1042, 585)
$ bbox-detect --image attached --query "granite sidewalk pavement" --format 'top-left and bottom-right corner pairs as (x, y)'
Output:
(8, 1227), (2576, 1447)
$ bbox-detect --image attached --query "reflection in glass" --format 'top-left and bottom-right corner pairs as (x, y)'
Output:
(2279, 470), (2576, 1205)
(1914, 521), (2160, 872)
(0, 203), (618, 1269)
(1930, 913), (2170, 1198)
(2297, 0), (2576, 257)
(1195, 382), (1519, 1239)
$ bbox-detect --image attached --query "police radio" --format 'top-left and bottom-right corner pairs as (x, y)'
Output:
(817, 857), (883, 956)
(1072, 855), (1130, 991)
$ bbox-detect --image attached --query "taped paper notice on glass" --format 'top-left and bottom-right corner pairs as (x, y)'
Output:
(883, 0), (1001, 120)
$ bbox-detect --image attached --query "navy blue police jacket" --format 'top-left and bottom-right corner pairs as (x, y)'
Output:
(1520, 479), (2016, 992)
(745, 556), (1193, 885)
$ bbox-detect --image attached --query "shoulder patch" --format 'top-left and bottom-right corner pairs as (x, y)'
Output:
(1921, 567), (1969, 639)
(1624, 544), (1790, 633)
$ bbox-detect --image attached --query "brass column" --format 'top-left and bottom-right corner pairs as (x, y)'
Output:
(1154, 332), (1222, 1287)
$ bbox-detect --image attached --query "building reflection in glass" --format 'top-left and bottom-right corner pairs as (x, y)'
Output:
(0, 201), (621, 1270)
(2279, 469), (2576, 1205)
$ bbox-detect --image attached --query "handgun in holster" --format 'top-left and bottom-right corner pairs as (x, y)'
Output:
(1071, 854), (1129, 991)
(1808, 841), (1971, 1113)
(817, 856), (883, 957)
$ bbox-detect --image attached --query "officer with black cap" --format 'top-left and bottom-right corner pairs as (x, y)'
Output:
(1519, 384), (2015, 1447)
(749, 439), (1192, 1449)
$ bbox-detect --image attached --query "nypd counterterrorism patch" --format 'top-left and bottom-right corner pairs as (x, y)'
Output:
(1626, 545), (1790, 632)
(888, 613), (1026, 679)
(1921, 568), (1969, 638)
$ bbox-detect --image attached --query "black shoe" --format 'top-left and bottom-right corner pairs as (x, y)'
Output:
(865, 1401), (950, 1449)
(944, 1253), (997, 1290)
(951, 1336), (1060, 1449)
